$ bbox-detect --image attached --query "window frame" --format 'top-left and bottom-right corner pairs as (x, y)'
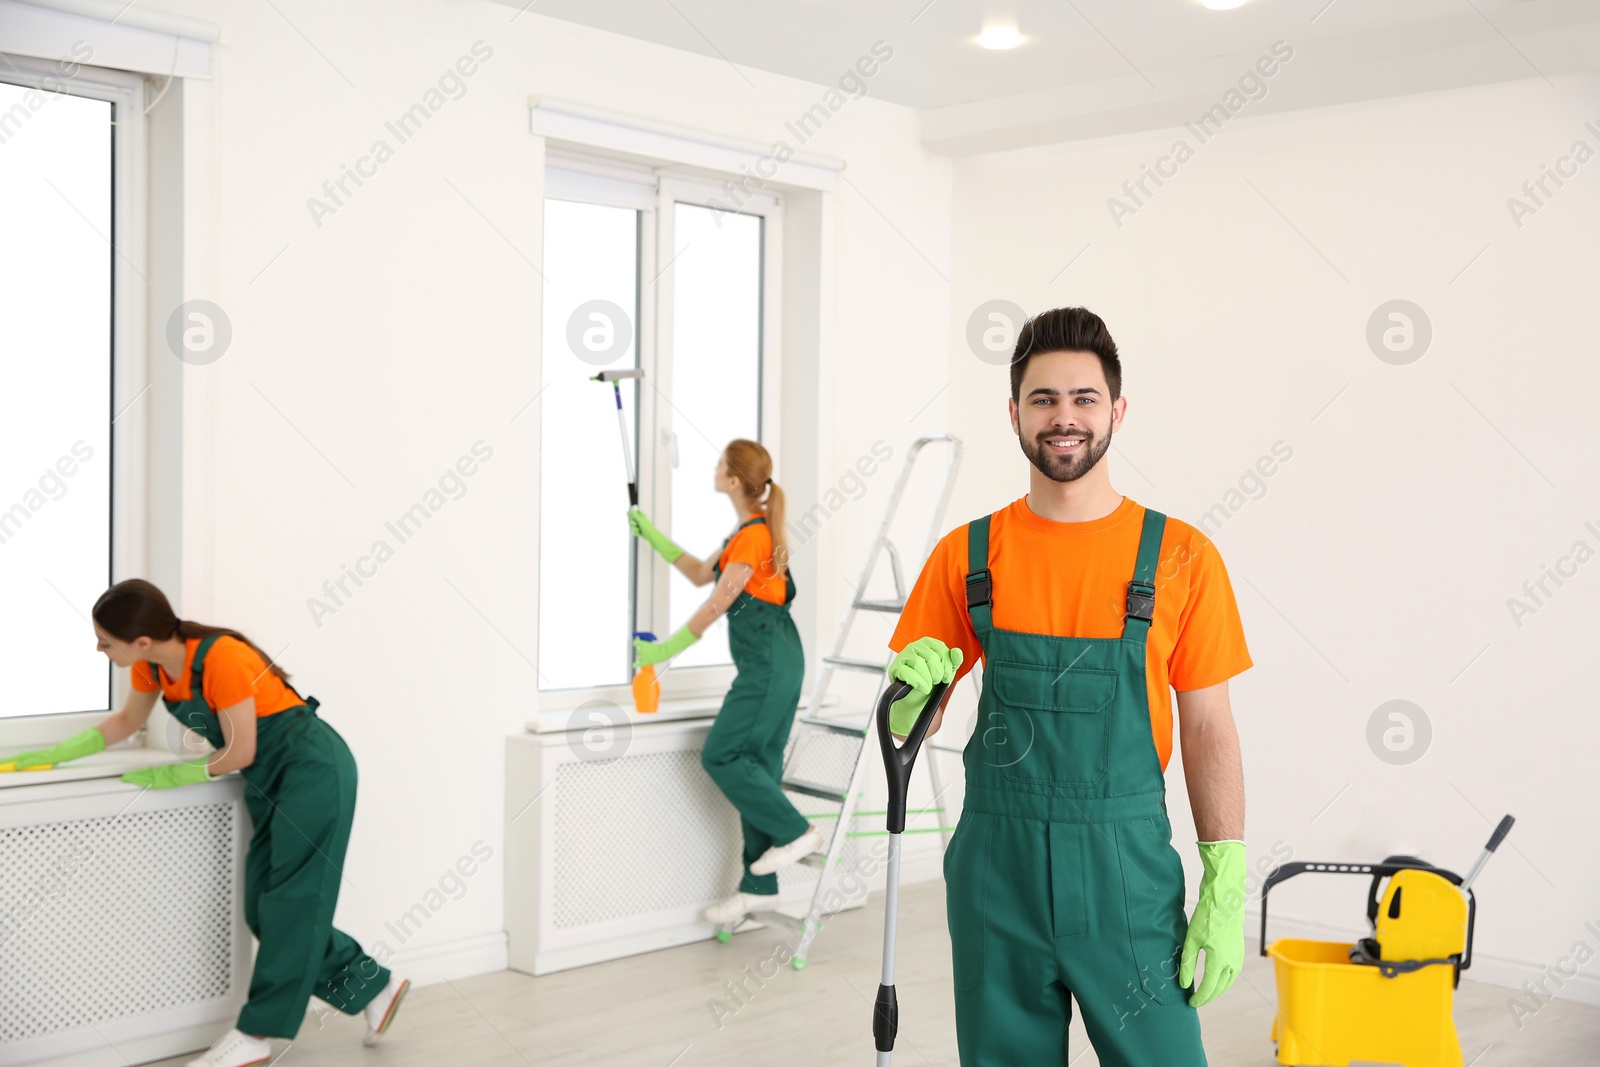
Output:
(0, 57), (149, 743)
(534, 158), (783, 711)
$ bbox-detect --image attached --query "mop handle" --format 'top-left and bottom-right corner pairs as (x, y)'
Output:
(1459, 814), (1515, 892)
(873, 678), (950, 1064)
(877, 679), (949, 833)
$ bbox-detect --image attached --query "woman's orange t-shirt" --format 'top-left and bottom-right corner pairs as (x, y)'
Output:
(889, 496), (1252, 773)
(130, 635), (303, 717)
(719, 516), (788, 606)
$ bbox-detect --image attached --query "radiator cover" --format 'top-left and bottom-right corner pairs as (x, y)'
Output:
(0, 772), (250, 1067)
(507, 717), (864, 976)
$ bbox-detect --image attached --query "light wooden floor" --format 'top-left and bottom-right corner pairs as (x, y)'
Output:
(150, 879), (1599, 1066)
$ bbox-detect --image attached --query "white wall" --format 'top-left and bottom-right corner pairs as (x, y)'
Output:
(946, 74), (1600, 1002)
(138, 0), (950, 981)
(55, 0), (1595, 1006)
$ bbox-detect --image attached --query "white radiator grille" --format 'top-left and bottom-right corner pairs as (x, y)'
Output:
(0, 803), (237, 1043)
(553, 750), (742, 929)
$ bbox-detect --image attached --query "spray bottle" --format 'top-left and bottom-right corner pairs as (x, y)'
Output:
(631, 631), (661, 714)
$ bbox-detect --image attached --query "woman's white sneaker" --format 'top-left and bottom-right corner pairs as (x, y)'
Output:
(185, 1029), (271, 1067)
(749, 826), (823, 875)
(363, 975), (410, 1046)
(702, 891), (778, 924)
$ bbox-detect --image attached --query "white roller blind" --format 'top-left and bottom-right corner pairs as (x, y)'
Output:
(0, 0), (216, 80)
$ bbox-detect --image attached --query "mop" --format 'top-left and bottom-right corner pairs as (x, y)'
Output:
(872, 677), (951, 1066)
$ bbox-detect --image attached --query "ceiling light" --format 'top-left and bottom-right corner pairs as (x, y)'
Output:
(1201, 0), (1249, 9)
(978, 23), (1022, 50)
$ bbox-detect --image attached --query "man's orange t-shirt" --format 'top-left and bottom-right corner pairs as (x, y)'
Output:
(889, 496), (1251, 772)
(130, 635), (304, 717)
(719, 515), (789, 606)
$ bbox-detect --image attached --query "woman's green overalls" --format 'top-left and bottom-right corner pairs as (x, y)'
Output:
(157, 635), (389, 1039)
(945, 508), (1205, 1066)
(700, 515), (812, 896)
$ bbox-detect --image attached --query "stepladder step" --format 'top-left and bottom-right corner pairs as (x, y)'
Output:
(797, 716), (869, 737)
(823, 656), (888, 673)
(782, 778), (852, 802)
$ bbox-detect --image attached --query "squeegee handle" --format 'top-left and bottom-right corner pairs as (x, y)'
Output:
(605, 383), (638, 503)
(592, 372), (641, 504)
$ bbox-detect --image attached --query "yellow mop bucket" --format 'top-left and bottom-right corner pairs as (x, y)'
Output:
(1259, 815), (1514, 1067)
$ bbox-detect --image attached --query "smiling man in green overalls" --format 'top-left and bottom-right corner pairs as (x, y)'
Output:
(888, 307), (1252, 1065)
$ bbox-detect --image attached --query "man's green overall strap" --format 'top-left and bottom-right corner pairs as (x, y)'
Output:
(1124, 507), (1167, 643)
(965, 506), (1167, 642)
(964, 514), (994, 640)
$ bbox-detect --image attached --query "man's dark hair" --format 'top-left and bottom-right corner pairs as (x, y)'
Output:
(1009, 307), (1122, 402)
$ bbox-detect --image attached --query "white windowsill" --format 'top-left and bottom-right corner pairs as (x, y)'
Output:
(0, 745), (187, 791)
(526, 690), (839, 734)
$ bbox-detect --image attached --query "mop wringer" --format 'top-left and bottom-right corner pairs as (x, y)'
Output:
(1259, 815), (1515, 1067)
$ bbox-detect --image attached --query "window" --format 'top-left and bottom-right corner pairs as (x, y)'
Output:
(0, 62), (145, 723)
(536, 158), (780, 694)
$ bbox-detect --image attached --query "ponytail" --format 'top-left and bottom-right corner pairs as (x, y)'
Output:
(723, 438), (788, 579)
(766, 480), (789, 579)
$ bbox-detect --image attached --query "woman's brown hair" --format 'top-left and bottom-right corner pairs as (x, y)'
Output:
(92, 579), (293, 685)
(722, 438), (788, 579)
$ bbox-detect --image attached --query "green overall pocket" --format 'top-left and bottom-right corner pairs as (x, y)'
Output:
(943, 813), (992, 991)
(989, 661), (1116, 790)
(1115, 814), (1189, 1005)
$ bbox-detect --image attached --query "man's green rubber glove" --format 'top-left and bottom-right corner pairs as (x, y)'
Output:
(121, 758), (213, 790)
(887, 637), (963, 737)
(628, 508), (685, 563)
(633, 625), (699, 668)
(1180, 839), (1247, 1007)
(1, 727), (106, 772)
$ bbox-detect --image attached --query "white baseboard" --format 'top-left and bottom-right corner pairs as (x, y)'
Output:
(380, 931), (508, 988)
(1460, 947), (1600, 1007)
(524, 923), (727, 976)
(1249, 907), (1600, 1007)
(8, 1022), (218, 1067)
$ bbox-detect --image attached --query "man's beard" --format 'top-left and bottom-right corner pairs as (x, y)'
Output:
(1019, 426), (1112, 483)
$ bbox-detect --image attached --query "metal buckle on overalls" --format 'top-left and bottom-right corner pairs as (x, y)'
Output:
(1125, 580), (1155, 622)
(965, 569), (993, 609)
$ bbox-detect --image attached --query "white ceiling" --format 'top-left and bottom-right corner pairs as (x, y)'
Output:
(506, 0), (1600, 154)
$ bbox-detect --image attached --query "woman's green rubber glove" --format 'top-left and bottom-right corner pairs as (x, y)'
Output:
(627, 508), (684, 563)
(1180, 839), (1247, 1007)
(887, 637), (963, 737)
(0, 727), (106, 772)
(121, 758), (213, 790)
(633, 625), (699, 668)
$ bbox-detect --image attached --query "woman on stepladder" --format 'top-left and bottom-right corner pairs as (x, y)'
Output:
(629, 438), (824, 924)
(1, 580), (408, 1067)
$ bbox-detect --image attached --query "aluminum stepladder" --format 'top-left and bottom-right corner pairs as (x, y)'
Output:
(717, 433), (963, 968)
